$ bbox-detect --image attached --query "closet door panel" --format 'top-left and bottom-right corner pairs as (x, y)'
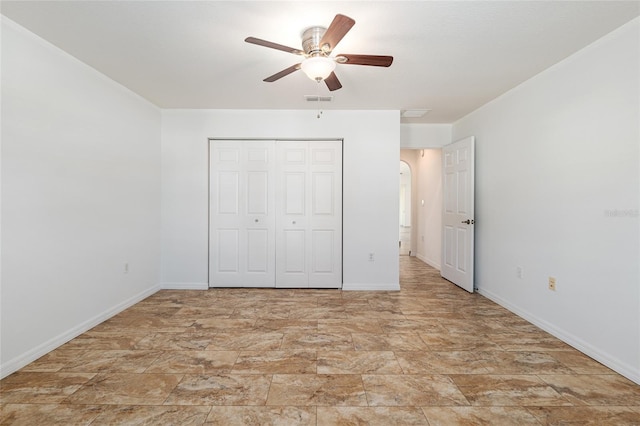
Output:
(217, 172), (239, 214)
(247, 229), (269, 272)
(312, 173), (334, 215)
(209, 140), (275, 287)
(312, 230), (334, 272)
(247, 171), (268, 214)
(217, 229), (239, 272)
(284, 230), (306, 272)
(284, 173), (306, 215)
(276, 141), (342, 288)
(276, 142), (309, 287)
(308, 142), (342, 288)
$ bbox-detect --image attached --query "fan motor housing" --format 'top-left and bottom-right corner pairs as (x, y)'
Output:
(301, 26), (327, 55)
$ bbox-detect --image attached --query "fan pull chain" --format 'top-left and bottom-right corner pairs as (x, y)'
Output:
(316, 81), (323, 119)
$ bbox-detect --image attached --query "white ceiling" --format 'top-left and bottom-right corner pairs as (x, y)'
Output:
(2, 1), (639, 123)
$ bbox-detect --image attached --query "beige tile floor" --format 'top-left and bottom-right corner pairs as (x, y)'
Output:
(2, 257), (640, 425)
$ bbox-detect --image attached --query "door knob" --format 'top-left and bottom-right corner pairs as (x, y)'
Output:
(255, 219), (259, 223)
(461, 219), (475, 224)
(292, 221), (296, 225)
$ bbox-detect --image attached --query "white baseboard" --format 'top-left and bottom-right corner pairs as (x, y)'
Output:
(161, 281), (399, 291)
(342, 282), (401, 291)
(416, 253), (441, 270)
(161, 282), (209, 290)
(477, 287), (640, 385)
(0, 284), (160, 380)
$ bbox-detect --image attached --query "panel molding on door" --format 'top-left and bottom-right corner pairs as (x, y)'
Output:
(209, 140), (276, 287)
(276, 141), (342, 288)
(441, 136), (475, 292)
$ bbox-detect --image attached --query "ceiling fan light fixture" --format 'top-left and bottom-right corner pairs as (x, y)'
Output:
(301, 56), (336, 82)
(245, 14), (392, 91)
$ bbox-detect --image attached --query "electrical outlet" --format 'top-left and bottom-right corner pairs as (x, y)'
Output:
(368, 253), (375, 262)
(516, 266), (523, 279)
(548, 277), (556, 291)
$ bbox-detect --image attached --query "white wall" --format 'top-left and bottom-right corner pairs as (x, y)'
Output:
(400, 149), (443, 269)
(161, 109), (400, 291)
(400, 123), (452, 148)
(415, 149), (442, 269)
(399, 160), (412, 227)
(1, 18), (162, 378)
(399, 123), (448, 267)
(453, 18), (640, 383)
(399, 150), (418, 255)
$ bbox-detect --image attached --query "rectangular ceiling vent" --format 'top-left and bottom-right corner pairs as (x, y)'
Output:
(305, 95), (333, 102)
(401, 109), (432, 118)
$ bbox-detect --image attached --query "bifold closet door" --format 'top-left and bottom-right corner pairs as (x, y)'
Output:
(276, 141), (342, 288)
(209, 140), (276, 287)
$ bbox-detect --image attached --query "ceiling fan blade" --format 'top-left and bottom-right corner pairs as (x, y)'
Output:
(319, 14), (355, 52)
(337, 54), (394, 67)
(324, 72), (342, 91)
(263, 63), (301, 82)
(245, 37), (304, 56)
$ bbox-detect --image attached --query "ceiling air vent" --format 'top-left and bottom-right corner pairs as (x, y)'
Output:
(305, 95), (333, 102)
(401, 109), (431, 118)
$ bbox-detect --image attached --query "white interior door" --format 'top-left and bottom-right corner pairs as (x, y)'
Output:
(276, 141), (342, 288)
(209, 140), (275, 287)
(441, 136), (475, 292)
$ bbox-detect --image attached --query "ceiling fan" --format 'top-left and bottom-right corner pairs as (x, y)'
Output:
(245, 14), (393, 91)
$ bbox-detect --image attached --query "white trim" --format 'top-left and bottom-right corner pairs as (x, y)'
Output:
(416, 253), (440, 270)
(0, 284), (160, 379)
(342, 282), (400, 291)
(161, 282), (209, 290)
(478, 287), (640, 385)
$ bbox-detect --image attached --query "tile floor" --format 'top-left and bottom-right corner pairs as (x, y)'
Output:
(1, 257), (640, 425)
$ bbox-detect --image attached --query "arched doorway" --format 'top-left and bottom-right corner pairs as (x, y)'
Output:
(399, 160), (411, 255)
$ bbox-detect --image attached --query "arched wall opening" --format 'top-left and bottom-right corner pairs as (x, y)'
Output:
(399, 149), (442, 269)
